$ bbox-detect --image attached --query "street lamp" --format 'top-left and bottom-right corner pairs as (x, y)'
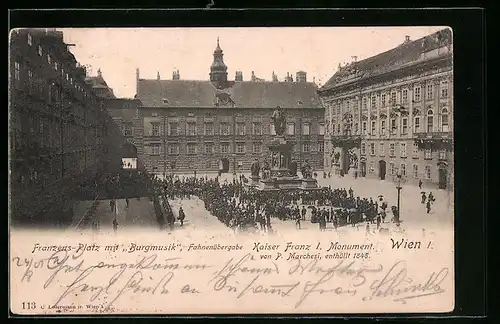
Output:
(232, 153), (237, 177)
(393, 171), (406, 225)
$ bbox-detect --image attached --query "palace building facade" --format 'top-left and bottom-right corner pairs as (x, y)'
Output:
(9, 28), (131, 224)
(127, 39), (325, 175)
(318, 29), (453, 189)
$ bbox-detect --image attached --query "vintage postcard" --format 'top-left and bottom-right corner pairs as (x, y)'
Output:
(9, 26), (454, 315)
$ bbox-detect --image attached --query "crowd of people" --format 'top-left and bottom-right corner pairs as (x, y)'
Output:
(150, 173), (415, 233)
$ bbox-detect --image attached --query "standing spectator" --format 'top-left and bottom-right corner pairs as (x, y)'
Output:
(178, 206), (186, 226)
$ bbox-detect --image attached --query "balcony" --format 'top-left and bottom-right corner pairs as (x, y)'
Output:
(414, 131), (453, 148)
(415, 131), (452, 141)
(330, 134), (362, 148)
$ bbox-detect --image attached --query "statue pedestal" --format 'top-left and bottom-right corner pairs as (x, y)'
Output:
(249, 175), (261, 187)
(301, 177), (319, 189)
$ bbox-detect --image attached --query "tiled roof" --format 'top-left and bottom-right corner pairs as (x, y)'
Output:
(320, 28), (452, 90)
(137, 79), (323, 109)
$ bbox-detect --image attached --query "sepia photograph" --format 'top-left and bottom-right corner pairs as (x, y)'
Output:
(9, 25), (455, 315)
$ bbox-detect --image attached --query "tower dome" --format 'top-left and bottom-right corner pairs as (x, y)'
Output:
(210, 37), (228, 85)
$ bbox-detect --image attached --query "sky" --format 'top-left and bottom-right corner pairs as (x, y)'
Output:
(60, 26), (447, 98)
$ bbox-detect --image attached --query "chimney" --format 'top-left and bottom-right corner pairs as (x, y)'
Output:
(97, 68), (102, 77)
(296, 71), (307, 82)
(172, 70), (180, 80)
(405, 35), (411, 43)
(235, 71), (243, 81)
(136, 68), (140, 81)
(157, 71), (160, 80)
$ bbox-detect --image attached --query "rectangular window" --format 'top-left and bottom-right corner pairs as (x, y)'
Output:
(125, 124), (134, 136)
(370, 143), (375, 155)
(363, 97), (368, 110)
(425, 146), (432, 159)
(427, 114), (434, 133)
(412, 142), (419, 158)
(220, 123), (230, 135)
(169, 122), (178, 136)
(402, 118), (408, 134)
(439, 149), (446, 160)
(371, 121), (376, 135)
(54, 62), (58, 71)
(400, 142), (407, 157)
(441, 80), (449, 98)
(400, 163), (407, 176)
(414, 86), (421, 102)
(205, 143), (213, 154)
(168, 143), (179, 154)
(252, 122), (262, 135)
(381, 93), (386, 106)
(379, 142), (385, 156)
(390, 119), (397, 134)
(37, 45), (42, 56)
(318, 142), (324, 152)
(362, 121), (367, 134)
(425, 165), (432, 179)
(204, 123), (214, 136)
(413, 164), (419, 178)
(442, 112), (449, 132)
(151, 144), (160, 155)
(14, 62), (20, 81)
(319, 123), (325, 135)
(236, 143), (245, 153)
(354, 123), (359, 134)
(303, 143), (310, 152)
(390, 162), (395, 175)
(253, 143), (262, 153)
(369, 161), (375, 173)
(371, 96), (376, 108)
(402, 89), (408, 103)
(426, 83), (434, 100)
(381, 120), (386, 135)
(303, 123), (311, 135)
(220, 143), (230, 154)
(270, 123), (276, 135)
(391, 92), (397, 104)
(390, 143), (396, 156)
(187, 143), (197, 154)
(187, 123), (196, 136)
(361, 142), (366, 155)
(414, 117), (421, 133)
(236, 123), (246, 135)
(287, 123), (295, 135)
(27, 33), (32, 46)
(47, 54), (51, 64)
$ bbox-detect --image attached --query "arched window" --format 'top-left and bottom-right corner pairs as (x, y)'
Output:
(441, 108), (449, 132)
(427, 109), (434, 133)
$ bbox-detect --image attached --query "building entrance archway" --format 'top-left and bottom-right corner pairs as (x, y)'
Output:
(219, 158), (230, 173)
(379, 160), (386, 180)
(360, 161), (367, 177)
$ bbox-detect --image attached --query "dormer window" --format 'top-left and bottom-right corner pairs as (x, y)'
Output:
(37, 45), (42, 56)
(27, 33), (32, 46)
(162, 98), (169, 104)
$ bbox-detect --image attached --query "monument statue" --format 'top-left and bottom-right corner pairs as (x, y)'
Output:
(271, 106), (286, 136)
(301, 160), (313, 179)
(250, 159), (260, 177)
